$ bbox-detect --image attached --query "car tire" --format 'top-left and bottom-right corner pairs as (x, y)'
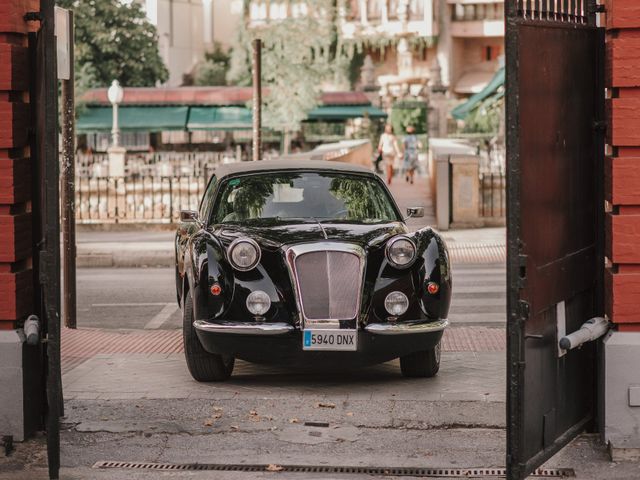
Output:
(400, 342), (441, 378)
(182, 292), (234, 382)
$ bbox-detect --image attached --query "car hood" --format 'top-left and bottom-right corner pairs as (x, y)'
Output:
(212, 220), (408, 250)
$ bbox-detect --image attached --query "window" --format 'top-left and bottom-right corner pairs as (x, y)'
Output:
(199, 175), (217, 222)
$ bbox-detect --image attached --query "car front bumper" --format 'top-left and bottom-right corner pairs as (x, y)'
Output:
(193, 319), (448, 336)
(193, 319), (447, 366)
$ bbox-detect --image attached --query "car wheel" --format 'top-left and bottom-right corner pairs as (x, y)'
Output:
(400, 342), (441, 378)
(182, 292), (234, 382)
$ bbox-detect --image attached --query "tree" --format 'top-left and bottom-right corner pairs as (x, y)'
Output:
(194, 43), (230, 86)
(227, 0), (347, 151)
(58, 0), (168, 87)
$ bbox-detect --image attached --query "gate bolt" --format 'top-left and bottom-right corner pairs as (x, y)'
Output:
(23, 315), (40, 346)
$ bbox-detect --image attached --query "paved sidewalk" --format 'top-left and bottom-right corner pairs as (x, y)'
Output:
(77, 174), (505, 267)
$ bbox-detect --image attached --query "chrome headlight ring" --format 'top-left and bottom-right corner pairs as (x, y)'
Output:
(228, 237), (261, 271)
(385, 235), (417, 269)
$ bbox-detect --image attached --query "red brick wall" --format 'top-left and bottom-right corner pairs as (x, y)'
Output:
(0, 0), (38, 329)
(605, 0), (640, 331)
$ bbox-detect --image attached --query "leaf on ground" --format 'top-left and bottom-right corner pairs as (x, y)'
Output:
(203, 419), (214, 427)
(212, 406), (223, 413)
(213, 413), (222, 420)
(315, 402), (336, 409)
(346, 412), (354, 417)
(230, 425), (239, 430)
(266, 464), (284, 472)
(289, 418), (300, 424)
(248, 410), (261, 422)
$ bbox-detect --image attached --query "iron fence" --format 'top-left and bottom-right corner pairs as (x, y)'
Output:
(76, 151), (229, 178)
(479, 170), (506, 218)
(75, 175), (210, 224)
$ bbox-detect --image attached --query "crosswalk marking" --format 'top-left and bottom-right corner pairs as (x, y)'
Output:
(144, 303), (180, 330)
(450, 264), (506, 325)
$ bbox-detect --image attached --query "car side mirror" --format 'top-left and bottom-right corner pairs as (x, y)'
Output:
(406, 207), (424, 218)
(180, 210), (199, 223)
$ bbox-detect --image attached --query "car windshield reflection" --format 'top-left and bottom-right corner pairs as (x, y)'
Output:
(212, 172), (400, 225)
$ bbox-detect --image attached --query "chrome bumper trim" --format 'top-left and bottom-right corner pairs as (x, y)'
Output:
(194, 320), (294, 336)
(364, 319), (449, 335)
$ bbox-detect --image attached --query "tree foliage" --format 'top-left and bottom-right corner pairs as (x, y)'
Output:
(58, 0), (168, 87)
(462, 96), (503, 135)
(228, 0), (346, 134)
(195, 43), (231, 86)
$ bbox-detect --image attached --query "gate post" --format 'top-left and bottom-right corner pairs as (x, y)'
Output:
(0, 0), (44, 441)
(603, 0), (640, 460)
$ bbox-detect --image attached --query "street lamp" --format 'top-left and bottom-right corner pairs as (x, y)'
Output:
(106, 79), (125, 177)
(107, 79), (124, 148)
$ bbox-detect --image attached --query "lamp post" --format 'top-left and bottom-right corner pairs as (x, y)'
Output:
(107, 79), (124, 147)
(106, 79), (126, 176)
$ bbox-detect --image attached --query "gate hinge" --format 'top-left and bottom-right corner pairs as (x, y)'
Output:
(517, 300), (530, 320)
(593, 121), (607, 133)
(24, 11), (43, 22)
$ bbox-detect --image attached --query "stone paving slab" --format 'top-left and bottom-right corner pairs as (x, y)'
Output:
(62, 352), (505, 403)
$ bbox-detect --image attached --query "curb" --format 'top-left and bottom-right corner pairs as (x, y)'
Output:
(77, 251), (173, 268)
(76, 244), (506, 268)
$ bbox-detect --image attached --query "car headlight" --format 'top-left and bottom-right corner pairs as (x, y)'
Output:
(384, 291), (409, 316)
(246, 290), (271, 316)
(228, 238), (261, 271)
(386, 236), (416, 268)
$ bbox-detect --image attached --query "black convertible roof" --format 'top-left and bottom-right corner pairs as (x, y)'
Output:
(212, 159), (374, 178)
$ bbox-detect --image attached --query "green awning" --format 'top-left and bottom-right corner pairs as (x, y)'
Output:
(307, 105), (387, 121)
(187, 106), (252, 130)
(451, 67), (505, 120)
(77, 106), (189, 132)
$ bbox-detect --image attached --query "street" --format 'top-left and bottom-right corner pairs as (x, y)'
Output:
(75, 262), (506, 331)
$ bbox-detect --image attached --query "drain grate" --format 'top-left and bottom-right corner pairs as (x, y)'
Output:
(93, 461), (575, 478)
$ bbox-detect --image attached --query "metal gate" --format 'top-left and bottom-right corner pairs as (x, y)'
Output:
(505, 1), (604, 479)
(30, 0), (62, 478)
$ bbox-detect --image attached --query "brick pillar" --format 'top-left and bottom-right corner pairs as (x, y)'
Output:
(603, 0), (640, 459)
(0, 0), (41, 442)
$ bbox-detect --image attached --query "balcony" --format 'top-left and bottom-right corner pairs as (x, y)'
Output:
(449, 1), (504, 38)
(340, 0), (436, 39)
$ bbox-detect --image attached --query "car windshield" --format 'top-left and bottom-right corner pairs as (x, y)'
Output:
(211, 172), (400, 224)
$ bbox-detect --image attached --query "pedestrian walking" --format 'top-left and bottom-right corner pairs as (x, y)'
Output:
(377, 124), (400, 185)
(402, 125), (421, 184)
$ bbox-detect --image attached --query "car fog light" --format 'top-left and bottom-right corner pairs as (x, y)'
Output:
(384, 291), (409, 316)
(246, 290), (271, 316)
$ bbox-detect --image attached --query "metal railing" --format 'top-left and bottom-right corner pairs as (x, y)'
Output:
(479, 171), (506, 218)
(75, 175), (210, 224)
(76, 151), (229, 178)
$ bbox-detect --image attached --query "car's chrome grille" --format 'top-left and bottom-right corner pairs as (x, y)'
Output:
(294, 250), (362, 322)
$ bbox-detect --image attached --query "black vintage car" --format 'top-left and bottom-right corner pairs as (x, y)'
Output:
(175, 160), (451, 382)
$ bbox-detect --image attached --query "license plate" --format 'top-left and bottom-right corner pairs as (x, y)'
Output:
(303, 329), (357, 351)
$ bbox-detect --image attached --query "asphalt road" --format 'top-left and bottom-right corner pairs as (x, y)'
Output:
(77, 267), (181, 330)
(76, 263), (506, 330)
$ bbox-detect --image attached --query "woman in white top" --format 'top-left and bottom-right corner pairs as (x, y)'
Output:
(377, 124), (400, 185)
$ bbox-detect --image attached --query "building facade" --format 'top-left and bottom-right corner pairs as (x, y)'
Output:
(136, 0), (242, 86)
